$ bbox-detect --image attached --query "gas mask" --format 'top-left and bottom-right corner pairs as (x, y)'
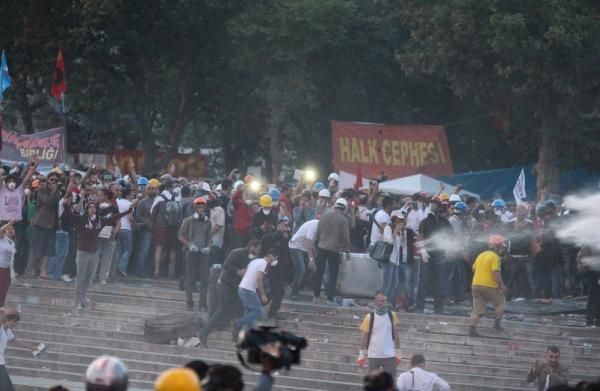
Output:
(263, 208), (271, 215)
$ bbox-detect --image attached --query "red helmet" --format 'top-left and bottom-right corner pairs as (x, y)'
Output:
(193, 197), (207, 205)
(430, 195), (442, 204)
(489, 235), (507, 247)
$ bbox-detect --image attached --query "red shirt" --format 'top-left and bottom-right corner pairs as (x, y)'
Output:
(232, 189), (253, 234)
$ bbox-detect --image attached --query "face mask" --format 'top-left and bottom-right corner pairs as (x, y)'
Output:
(494, 209), (503, 216)
(193, 212), (200, 219)
(374, 302), (388, 316)
(24, 188), (31, 196)
(245, 199), (252, 206)
(89, 214), (97, 221)
(99, 202), (110, 209)
(270, 259), (279, 267)
(263, 208), (271, 215)
(7, 182), (16, 191)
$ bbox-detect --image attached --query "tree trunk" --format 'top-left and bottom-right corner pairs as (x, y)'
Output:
(534, 131), (560, 201)
(267, 121), (282, 183)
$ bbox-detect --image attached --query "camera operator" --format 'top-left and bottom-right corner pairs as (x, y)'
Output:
(233, 248), (280, 337)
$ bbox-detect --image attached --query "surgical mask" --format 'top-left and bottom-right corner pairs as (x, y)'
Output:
(270, 259), (279, 267)
(245, 199), (252, 206)
(263, 208), (271, 215)
(7, 182), (15, 191)
(99, 202), (110, 209)
(193, 212), (200, 219)
(374, 302), (388, 316)
(494, 209), (503, 216)
(24, 188), (31, 196)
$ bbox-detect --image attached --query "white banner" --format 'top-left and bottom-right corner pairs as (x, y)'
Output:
(513, 168), (526, 204)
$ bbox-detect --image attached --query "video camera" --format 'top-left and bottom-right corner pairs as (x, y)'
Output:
(236, 326), (307, 371)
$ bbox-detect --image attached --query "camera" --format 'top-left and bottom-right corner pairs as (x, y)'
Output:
(237, 326), (307, 371)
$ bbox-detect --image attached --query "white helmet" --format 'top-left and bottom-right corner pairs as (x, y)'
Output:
(233, 180), (244, 190)
(85, 355), (128, 391)
(318, 189), (331, 198)
(449, 194), (461, 203)
(201, 182), (211, 192)
(328, 173), (339, 182)
(334, 198), (348, 209)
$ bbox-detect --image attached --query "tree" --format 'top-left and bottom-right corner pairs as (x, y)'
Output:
(396, 0), (600, 198)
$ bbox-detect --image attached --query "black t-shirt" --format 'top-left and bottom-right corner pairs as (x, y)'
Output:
(508, 220), (534, 255)
(418, 213), (451, 260)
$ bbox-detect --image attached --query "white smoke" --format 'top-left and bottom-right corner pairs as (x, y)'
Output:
(556, 193), (600, 271)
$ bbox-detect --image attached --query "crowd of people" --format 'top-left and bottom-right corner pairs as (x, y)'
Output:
(0, 156), (598, 389)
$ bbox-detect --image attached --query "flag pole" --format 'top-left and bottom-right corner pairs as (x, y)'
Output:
(61, 93), (65, 114)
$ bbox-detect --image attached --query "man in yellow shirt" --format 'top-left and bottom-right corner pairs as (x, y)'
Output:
(469, 235), (507, 337)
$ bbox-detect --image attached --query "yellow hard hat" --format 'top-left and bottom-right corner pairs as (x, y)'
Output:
(259, 195), (273, 208)
(439, 192), (450, 202)
(154, 368), (201, 391)
(148, 179), (161, 188)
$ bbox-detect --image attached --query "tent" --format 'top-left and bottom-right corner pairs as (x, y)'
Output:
(378, 174), (480, 199)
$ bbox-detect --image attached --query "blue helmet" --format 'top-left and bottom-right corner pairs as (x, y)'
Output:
(314, 182), (325, 191)
(453, 201), (467, 214)
(137, 176), (149, 186)
(491, 199), (506, 209)
(544, 199), (557, 209)
(269, 188), (281, 201)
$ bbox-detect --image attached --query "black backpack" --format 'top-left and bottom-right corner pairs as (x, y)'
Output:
(163, 197), (183, 227)
(366, 311), (396, 349)
(365, 208), (381, 247)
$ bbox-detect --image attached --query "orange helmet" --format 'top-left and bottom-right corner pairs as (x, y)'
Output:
(244, 175), (254, 184)
(193, 197), (207, 205)
(31, 180), (40, 189)
(489, 235), (507, 247)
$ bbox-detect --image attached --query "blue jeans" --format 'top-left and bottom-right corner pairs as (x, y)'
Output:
(398, 262), (414, 302)
(289, 248), (307, 297)
(133, 229), (153, 276)
(117, 229), (133, 274)
(48, 231), (69, 280)
(382, 262), (400, 301)
(236, 288), (262, 330)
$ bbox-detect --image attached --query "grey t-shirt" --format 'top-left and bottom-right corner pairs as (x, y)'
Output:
(179, 215), (211, 248)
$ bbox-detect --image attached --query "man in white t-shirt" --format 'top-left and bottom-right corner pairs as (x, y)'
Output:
(233, 248), (279, 337)
(396, 354), (450, 391)
(209, 199), (225, 264)
(288, 219), (319, 300)
(369, 197), (393, 246)
(357, 291), (401, 378)
(116, 195), (134, 277)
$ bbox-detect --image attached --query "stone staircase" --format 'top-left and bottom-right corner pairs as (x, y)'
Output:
(6, 277), (600, 391)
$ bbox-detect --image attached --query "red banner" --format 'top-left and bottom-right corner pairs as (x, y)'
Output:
(331, 120), (453, 179)
(114, 149), (208, 178)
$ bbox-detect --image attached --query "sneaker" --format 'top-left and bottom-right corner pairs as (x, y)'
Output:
(494, 321), (504, 332)
(290, 295), (301, 302)
(100, 280), (107, 286)
(117, 269), (128, 278)
(199, 335), (209, 348)
(75, 303), (84, 310)
(469, 327), (481, 337)
(61, 274), (72, 282)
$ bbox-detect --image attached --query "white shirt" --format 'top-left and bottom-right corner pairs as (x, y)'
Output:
(210, 206), (225, 248)
(0, 325), (15, 365)
(389, 228), (408, 265)
(370, 210), (391, 244)
(405, 208), (427, 233)
(0, 235), (16, 269)
(117, 198), (132, 230)
(367, 313), (395, 358)
(289, 220), (319, 252)
(396, 367), (450, 391)
(239, 258), (268, 291)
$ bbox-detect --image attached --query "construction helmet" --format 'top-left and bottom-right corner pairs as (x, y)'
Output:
(244, 175), (254, 184)
(488, 235), (507, 247)
(138, 177), (149, 186)
(269, 188), (281, 201)
(148, 179), (161, 188)
(155, 368), (201, 391)
(328, 173), (339, 182)
(85, 355), (128, 391)
(318, 189), (331, 198)
(439, 192), (450, 202)
(449, 194), (461, 203)
(453, 201), (467, 214)
(334, 198), (348, 209)
(259, 195), (273, 208)
(193, 197), (207, 205)
(491, 199), (506, 209)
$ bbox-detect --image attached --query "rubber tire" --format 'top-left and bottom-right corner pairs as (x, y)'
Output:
(144, 312), (203, 344)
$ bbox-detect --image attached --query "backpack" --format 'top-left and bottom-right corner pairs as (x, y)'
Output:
(366, 311), (396, 350)
(163, 197), (182, 227)
(366, 208), (381, 247)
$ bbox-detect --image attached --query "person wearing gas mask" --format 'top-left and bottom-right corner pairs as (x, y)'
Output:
(357, 291), (401, 379)
(260, 216), (293, 320)
(251, 195), (278, 240)
(415, 196), (452, 314)
(178, 197), (212, 311)
(0, 160), (36, 276)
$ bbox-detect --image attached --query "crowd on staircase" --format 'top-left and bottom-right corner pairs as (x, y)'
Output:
(0, 157), (598, 390)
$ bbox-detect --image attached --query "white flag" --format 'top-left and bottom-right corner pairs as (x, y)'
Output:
(513, 168), (526, 204)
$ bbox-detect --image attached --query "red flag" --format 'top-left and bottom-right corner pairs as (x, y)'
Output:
(51, 50), (66, 102)
(354, 164), (363, 191)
